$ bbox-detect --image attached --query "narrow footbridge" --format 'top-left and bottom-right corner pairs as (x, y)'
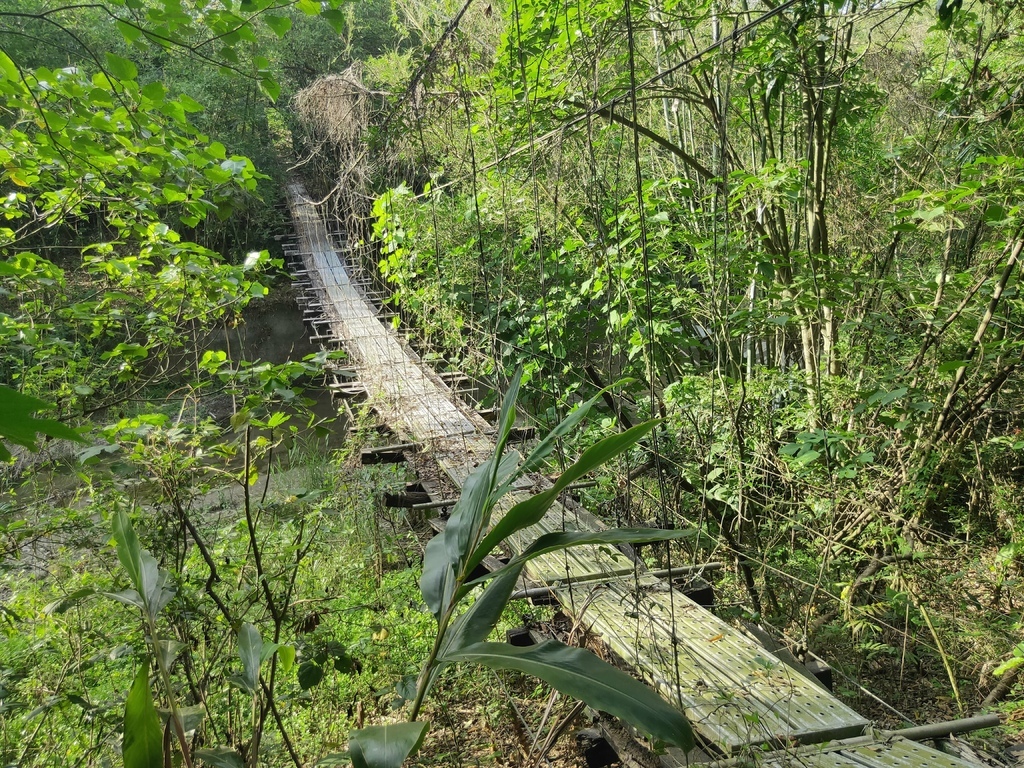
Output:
(285, 183), (989, 768)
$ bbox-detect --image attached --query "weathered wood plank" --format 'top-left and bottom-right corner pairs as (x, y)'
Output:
(554, 575), (869, 753)
(711, 735), (988, 768)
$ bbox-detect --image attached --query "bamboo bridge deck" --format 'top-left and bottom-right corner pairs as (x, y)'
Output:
(284, 184), (986, 768)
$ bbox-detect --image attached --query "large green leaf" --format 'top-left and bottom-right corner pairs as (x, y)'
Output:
(263, 14), (292, 38)
(441, 560), (527, 659)
(0, 385), (85, 462)
(297, 661), (325, 690)
(237, 623), (261, 694)
(348, 722), (429, 768)
(0, 50), (19, 82)
(112, 510), (144, 597)
(111, 511), (174, 617)
(419, 533), (456, 620)
(491, 366), (523, 461)
(123, 661), (163, 768)
(485, 448), (523, 511)
(444, 641), (693, 751)
(195, 747), (244, 768)
(465, 420), (659, 575)
(443, 455), (497, 571)
(105, 52), (138, 81)
(516, 386), (616, 478)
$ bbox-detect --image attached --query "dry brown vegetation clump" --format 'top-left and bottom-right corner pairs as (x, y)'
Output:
(294, 64), (375, 233)
(295, 64), (371, 147)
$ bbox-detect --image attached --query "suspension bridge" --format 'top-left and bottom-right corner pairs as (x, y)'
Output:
(284, 183), (995, 768)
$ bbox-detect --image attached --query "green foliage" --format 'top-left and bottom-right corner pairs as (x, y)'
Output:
(349, 722), (429, 768)
(0, 387), (85, 462)
(444, 640), (687, 746)
(123, 661), (164, 768)
(349, 0), (1024, 729)
(348, 373), (694, 766)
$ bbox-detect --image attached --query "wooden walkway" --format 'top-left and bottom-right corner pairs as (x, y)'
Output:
(284, 184), (985, 767)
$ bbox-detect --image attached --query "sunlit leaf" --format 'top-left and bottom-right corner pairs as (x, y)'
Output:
(123, 662), (162, 768)
(104, 52), (138, 81)
(348, 722), (429, 768)
(264, 14), (293, 37)
(237, 623), (262, 694)
(444, 641), (693, 750)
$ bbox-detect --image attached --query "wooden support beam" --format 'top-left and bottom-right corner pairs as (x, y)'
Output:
(328, 382), (366, 399)
(383, 491), (432, 507)
(360, 442), (419, 465)
(508, 425), (536, 442)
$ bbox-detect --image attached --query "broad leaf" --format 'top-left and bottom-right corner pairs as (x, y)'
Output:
(112, 511), (144, 597)
(443, 455), (497, 572)
(0, 385), (85, 462)
(112, 511), (174, 617)
(43, 587), (96, 615)
(466, 420), (659, 575)
(156, 639), (184, 670)
(0, 50), (19, 82)
(123, 662), (163, 768)
(237, 623), (261, 694)
(258, 75), (281, 102)
(444, 641), (693, 751)
(441, 561), (527, 659)
(104, 588), (145, 610)
(486, 448), (523, 508)
(298, 661), (325, 690)
(278, 645), (296, 674)
(195, 747), (244, 768)
(348, 722), (429, 768)
(491, 366), (523, 460)
(516, 386), (618, 478)
(419, 534), (456, 620)
(105, 52), (138, 81)
(264, 14), (292, 37)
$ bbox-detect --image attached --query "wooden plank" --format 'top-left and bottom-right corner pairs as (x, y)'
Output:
(705, 736), (986, 768)
(553, 576), (868, 753)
